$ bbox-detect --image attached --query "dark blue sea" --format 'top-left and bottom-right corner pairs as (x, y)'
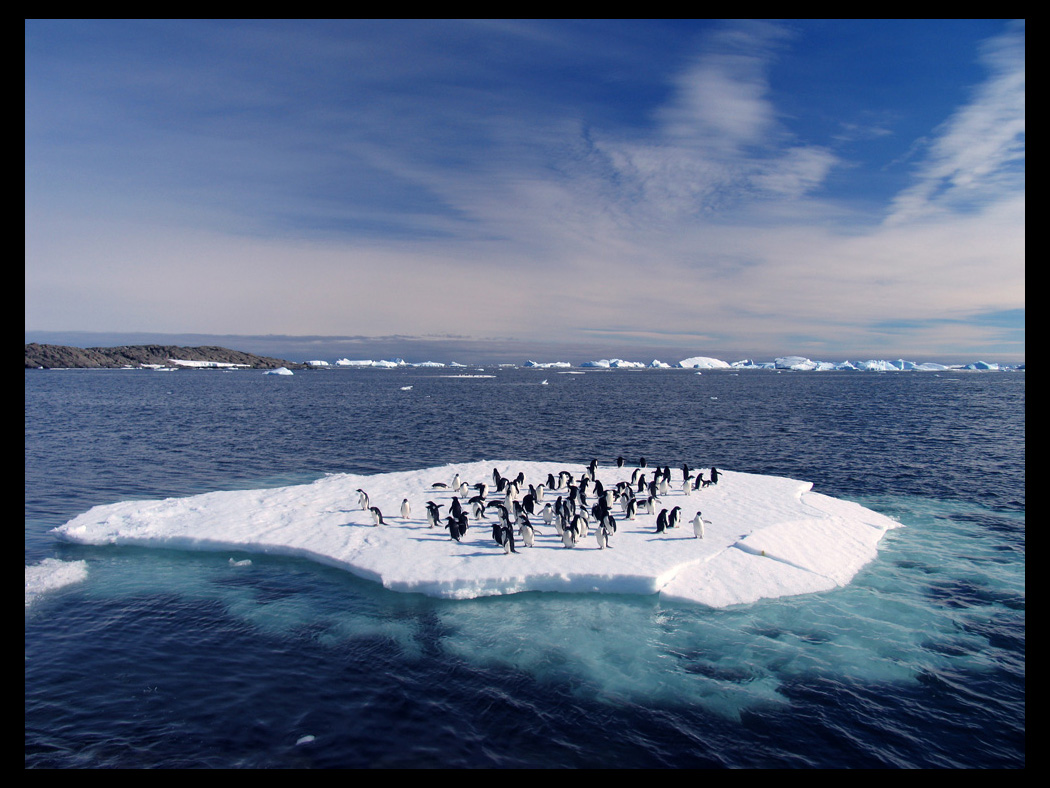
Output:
(25, 367), (1025, 768)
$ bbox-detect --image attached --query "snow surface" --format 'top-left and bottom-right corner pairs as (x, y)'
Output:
(25, 558), (88, 607)
(53, 461), (900, 608)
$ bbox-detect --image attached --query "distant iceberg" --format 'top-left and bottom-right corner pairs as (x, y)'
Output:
(679, 356), (732, 369)
(264, 367), (294, 376)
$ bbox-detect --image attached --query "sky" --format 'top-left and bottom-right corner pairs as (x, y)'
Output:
(25, 20), (1025, 363)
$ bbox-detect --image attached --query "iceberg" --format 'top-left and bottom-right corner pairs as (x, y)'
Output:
(264, 366), (293, 375)
(54, 460), (900, 608)
(679, 356), (732, 369)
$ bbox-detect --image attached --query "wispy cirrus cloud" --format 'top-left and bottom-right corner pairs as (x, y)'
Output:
(886, 21), (1024, 224)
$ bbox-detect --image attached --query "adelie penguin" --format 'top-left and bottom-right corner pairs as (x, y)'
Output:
(691, 511), (708, 539)
(400, 498), (411, 520)
(445, 516), (463, 542)
(518, 514), (535, 548)
(369, 506), (386, 526)
(669, 506), (682, 529)
(356, 489), (370, 511)
(655, 508), (669, 534)
(425, 501), (442, 528)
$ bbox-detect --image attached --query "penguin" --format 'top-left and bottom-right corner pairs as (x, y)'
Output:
(425, 501), (442, 529)
(616, 456), (625, 468)
(497, 521), (517, 554)
(625, 498), (638, 520)
(596, 513), (616, 549)
(710, 467), (720, 485)
(655, 508), (669, 534)
(518, 514), (534, 548)
(691, 511), (707, 539)
(400, 498), (411, 520)
(431, 481), (449, 489)
(356, 489), (370, 511)
(369, 506), (386, 526)
(452, 473), (461, 492)
(640, 457), (647, 468)
(455, 512), (469, 539)
(450, 496), (463, 520)
(573, 512), (589, 539)
(541, 502), (554, 525)
(445, 516), (463, 542)
(669, 506), (682, 530)
(561, 519), (578, 548)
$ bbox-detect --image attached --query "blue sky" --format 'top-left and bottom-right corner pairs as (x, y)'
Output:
(25, 20), (1024, 362)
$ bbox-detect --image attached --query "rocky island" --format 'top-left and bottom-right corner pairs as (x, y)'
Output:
(25, 343), (301, 370)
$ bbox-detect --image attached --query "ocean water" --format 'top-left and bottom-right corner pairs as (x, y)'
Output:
(25, 367), (1025, 768)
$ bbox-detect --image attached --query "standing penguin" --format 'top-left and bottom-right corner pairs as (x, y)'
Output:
(691, 511), (708, 539)
(400, 498), (411, 520)
(669, 506), (682, 530)
(595, 524), (608, 550)
(655, 508), (669, 534)
(369, 506), (386, 526)
(519, 514), (535, 548)
(356, 489), (370, 511)
(425, 501), (442, 529)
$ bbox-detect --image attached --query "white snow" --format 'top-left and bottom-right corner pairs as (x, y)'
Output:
(169, 359), (250, 369)
(25, 558), (88, 607)
(54, 461), (900, 608)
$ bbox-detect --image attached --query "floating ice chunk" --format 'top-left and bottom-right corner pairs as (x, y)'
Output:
(25, 558), (88, 607)
(54, 461), (900, 608)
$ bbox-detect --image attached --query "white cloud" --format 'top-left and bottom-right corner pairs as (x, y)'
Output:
(886, 22), (1024, 224)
